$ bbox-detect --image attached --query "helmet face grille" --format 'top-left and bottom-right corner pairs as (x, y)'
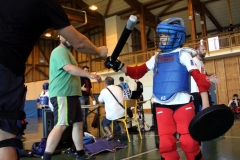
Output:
(155, 17), (186, 52)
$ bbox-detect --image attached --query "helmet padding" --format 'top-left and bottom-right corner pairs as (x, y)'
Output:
(156, 17), (186, 52)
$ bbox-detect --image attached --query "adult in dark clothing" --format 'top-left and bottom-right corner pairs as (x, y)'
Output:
(134, 79), (144, 100)
(0, 1), (108, 160)
(80, 66), (96, 132)
(228, 24), (235, 32)
(134, 80), (143, 93)
(228, 24), (235, 44)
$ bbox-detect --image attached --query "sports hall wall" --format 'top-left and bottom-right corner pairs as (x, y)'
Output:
(24, 52), (240, 117)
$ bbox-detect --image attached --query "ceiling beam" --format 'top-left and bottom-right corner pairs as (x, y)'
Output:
(204, 0), (221, 5)
(73, 0), (103, 20)
(59, 0), (72, 3)
(24, 66), (33, 76)
(157, 0), (180, 17)
(124, 0), (156, 24)
(201, 4), (222, 32)
(161, 7), (188, 16)
(104, 0), (113, 17)
(106, 1), (176, 18)
(193, 0), (222, 32)
(36, 41), (49, 64)
(120, 6), (188, 21)
(143, 0), (169, 7)
(145, 21), (157, 29)
(35, 67), (49, 78)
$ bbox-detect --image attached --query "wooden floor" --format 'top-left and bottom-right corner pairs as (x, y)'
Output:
(20, 114), (240, 160)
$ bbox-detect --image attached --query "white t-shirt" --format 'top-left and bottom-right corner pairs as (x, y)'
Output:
(145, 48), (198, 105)
(190, 57), (205, 93)
(98, 85), (125, 120)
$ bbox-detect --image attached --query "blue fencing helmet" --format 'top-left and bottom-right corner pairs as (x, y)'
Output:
(156, 17), (186, 52)
(43, 82), (49, 90)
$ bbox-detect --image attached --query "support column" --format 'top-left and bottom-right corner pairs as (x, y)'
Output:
(139, 4), (147, 61)
(200, 13), (207, 37)
(187, 0), (197, 41)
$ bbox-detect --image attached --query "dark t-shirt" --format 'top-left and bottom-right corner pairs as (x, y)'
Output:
(0, 0), (70, 75)
(80, 77), (92, 96)
(136, 81), (143, 93)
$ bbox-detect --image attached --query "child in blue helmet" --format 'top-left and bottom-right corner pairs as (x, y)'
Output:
(37, 82), (53, 110)
(105, 17), (213, 160)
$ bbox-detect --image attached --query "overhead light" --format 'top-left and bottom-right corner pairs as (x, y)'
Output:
(45, 33), (51, 37)
(89, 5), (98, 10)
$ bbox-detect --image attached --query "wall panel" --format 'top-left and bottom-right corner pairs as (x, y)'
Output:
(213, 59), (228, 105)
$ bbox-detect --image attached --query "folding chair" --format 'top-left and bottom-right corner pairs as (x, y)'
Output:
(111, 99), (142, 142)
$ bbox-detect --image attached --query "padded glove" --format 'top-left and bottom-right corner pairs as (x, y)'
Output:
(112, 60), (124, 72)
(104, 56), (114, 69)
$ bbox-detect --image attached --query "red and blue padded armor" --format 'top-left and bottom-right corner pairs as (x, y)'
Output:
(153, 51), (190, 101)
(39, 95), (49, 106)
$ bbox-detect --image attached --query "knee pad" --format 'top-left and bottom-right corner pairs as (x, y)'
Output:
(0, 86), (27, 159)
(159, 135), (177, 153)
(179, 134), (199, 152)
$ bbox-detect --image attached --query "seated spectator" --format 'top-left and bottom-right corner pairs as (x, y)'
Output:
(98, 76), (126, 140)
(228, 94), (240, 109)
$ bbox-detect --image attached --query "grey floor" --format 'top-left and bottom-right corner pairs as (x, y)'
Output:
(20, 114), (240, 160)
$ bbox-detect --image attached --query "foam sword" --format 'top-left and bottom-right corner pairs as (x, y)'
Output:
(105, 15), (137, 68)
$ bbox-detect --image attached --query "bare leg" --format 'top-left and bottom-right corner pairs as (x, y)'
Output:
(0, 129), (18, 160)
(44, 125), (67, 153)
(103, 126), (112, 136)
(103, 126), (113, 141)
(72, 122), (84, 151)
(118, 122), (125, 133)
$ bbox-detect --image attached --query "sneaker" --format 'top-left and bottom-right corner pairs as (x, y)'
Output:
(76, 154), (95, 160)
(106, 134), (114, 141)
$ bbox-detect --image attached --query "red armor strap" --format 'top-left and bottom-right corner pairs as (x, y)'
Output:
(125, 63), (148, 79)
(190, 69), (211, 92)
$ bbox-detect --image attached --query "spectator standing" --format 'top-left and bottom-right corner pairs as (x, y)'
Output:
(43, 36), (102, 160)
(119, 77), (131, 99)
(133, 79), (144, 101)
(190, 45), (219, 114)
(228, 24), (235, 44)
(80, 66), (96, 133)
(228, 24), (235, 32)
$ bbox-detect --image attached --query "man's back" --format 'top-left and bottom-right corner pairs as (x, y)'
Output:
(0, 0), (70, 75)
(98, 85), (124, 120)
